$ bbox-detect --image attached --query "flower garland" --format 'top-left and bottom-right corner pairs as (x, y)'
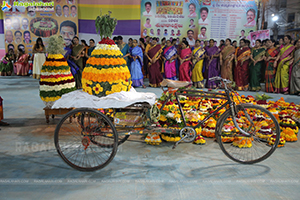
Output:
(39, 54), (76, 105)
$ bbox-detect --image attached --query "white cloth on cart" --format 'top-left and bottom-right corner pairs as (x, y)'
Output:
(51, 87), (157, 109)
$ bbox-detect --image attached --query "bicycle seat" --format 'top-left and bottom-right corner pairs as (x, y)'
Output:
(161, 79), (191, 88)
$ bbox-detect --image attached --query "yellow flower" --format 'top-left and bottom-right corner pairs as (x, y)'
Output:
(159, 115), (167, 122)
(85, 86), (93, 95)
(92, 84), (103, 94)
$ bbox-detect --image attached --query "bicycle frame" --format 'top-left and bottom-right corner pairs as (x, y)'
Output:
(159, 86), (252, 137)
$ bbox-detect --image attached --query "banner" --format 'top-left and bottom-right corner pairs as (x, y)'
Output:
(3, 0), (78, 55)
(249, 29), (270, 47)
(140, 0), (257, 46)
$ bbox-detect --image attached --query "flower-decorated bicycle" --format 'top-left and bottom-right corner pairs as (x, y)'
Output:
(54, 77), (280, 171)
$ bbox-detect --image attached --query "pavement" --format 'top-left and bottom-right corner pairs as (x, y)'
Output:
(0, 76), (300, 200)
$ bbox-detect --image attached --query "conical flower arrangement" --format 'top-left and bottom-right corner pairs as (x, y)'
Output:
(82, 11), (132, 97)
(82, 41), (131, 97)
(40, 35), (76, 107)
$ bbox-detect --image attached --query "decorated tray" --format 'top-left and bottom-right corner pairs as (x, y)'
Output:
(30, 17), (58, 37)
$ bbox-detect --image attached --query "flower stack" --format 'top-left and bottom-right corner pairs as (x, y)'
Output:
(82, 11), (131, 97)
(256, 121), (273, 140)
(201, 117), (217, 138)
(82, 42), (131, 97)
(221, 123), (235, 143)
(255, 93), (273, 108)
(268, 135), (286, 148)
(40, 35), (76, 107)
(161, 134), (181, 142)
(268, 107), (279, 121)
(145, 132), (162, 145)
(193, 135), (206, 145)
(281, 129), (297, 142)
(280, 116), (299, 135)
(232, 137), (253, 148)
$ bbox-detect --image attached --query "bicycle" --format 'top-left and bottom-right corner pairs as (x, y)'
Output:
(54, 76), (280, 171)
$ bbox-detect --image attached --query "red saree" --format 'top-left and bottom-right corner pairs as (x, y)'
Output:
(148, 44), (163, 87)
(234, 47), (251, 90)
(179, 48), (192, 81)
(14, 54), (29, 76)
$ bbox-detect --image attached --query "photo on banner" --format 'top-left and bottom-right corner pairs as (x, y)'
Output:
(141, 0), (200, 47)
(250, 30), (270, 47)
(3, 0), (78, 55)
(141, 0), (258, 46)
(198, 0), (258, 44)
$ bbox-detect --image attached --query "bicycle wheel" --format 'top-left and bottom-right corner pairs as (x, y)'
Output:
(216, 104), (280, 164)
(54, 108), (118, 171)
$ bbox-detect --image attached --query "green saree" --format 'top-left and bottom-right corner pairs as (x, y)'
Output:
(249, 48), (265, 91)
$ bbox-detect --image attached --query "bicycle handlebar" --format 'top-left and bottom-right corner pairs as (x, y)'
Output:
(209, 76), (232, 84)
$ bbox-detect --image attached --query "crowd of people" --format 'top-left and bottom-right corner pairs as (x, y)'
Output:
(111, 35), (300, 95)
(1, 34), (299, 95)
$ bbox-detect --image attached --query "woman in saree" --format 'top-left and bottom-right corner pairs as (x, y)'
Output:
(118, 36), (131, 72)
(146, 37), (163, 87)
(32, 37), (46, 79)
(234, 39), (251, 91)
(178, 40), (192, 81)
(220, 38), (235, 85)
(264, 39), (279, 93)
(290, 39), (300, 95)
(277, 38), (284, 50)
(205, 39), (220, 88)
(162, 40), (177, 80)
(249, 39), (266, 91)
(64, 44), (79, 80)
(129, 39), (146, 88)
(71, 36), (85, 89)
(191, 39), (205, 88)
(14, 48), (30, 76)
(274, 35), (295, 94)
(0, 48), (15, 76)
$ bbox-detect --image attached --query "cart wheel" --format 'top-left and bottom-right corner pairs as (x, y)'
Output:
(216, 104), (280, 164)
(54, 108), (118, 171)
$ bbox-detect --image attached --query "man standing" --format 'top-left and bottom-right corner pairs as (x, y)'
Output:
(87, 39), (95, 57)
(187, 30), (195, 46)
(60, 20), (77, 46)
